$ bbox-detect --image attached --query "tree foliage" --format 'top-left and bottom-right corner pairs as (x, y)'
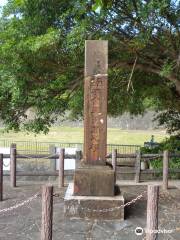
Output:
(0, 0), (180, 134)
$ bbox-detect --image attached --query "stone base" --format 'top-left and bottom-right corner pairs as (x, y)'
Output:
(74, 165), (115, 196)
(64, 183), (124, 220)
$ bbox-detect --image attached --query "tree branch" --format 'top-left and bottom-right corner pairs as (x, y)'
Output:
(111, 60), (180, 95)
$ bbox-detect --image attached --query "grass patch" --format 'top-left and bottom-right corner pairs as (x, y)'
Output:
(0, 127), (168, 145)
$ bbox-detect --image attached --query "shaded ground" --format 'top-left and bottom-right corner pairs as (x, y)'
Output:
(0, 181), (179, 240)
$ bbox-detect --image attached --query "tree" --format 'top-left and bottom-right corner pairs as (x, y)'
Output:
(0, 0), (179, 134)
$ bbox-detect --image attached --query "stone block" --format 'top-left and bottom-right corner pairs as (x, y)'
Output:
(64, 183), (124, 220)
(73, 165), (115, 196)
(85, 40), (108, 76)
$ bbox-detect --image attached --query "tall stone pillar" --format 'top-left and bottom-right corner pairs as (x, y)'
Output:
(83, 41), (108, 165)
(64, 40), (124, 220)
(73, 40), (115, 196)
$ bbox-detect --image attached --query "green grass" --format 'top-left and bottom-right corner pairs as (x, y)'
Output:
(0, 127), (168, 145)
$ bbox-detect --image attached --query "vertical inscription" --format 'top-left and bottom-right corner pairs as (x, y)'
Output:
(84, 75), (107, 164)
(90, 78), (101, 155)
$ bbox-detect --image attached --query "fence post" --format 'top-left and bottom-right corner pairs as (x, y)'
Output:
(163, 150), (169, 191)
(75, 150), (82, 161)
(75, 150), (82, 169)
(10, 143), (16, 187)
(41, 185), (53, 240)
(146, 185), (159, 240)
(112, 149), (117, 183)
(49, 144), (56, 172)
(0, 154), (3, 201)
(135, 150), (141, 183)
(59, 148), (65, 188)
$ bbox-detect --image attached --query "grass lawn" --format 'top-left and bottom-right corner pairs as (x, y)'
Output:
(0, 127), (168, 145)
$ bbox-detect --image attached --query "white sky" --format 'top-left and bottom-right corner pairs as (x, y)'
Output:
(0, 0), (7, 7)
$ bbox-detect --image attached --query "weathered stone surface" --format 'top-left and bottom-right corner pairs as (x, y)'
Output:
(65, 183), (124, 220)
(83, 74), (108, 165)
(84, 40), (108, 165)
(85, 40), (108, 77)
(74, 165), (115, 196)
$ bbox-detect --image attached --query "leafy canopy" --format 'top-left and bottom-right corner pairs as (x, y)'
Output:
(0, 0), (180, 134)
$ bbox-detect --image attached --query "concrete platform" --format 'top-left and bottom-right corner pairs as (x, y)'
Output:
(64, 183), (124, 220)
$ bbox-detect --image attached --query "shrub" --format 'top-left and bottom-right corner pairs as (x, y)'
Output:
(140, 136), (180, 179)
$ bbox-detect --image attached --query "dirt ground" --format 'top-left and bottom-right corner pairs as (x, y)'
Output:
(0, 180), (179, 240)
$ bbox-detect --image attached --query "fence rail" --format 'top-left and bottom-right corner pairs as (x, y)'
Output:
(3, 152), (179, 160)
(0, 144), (179, 209)
(0, 139), (140, 155)
(3, 170), (74, 177)
(2, 154), (76, 159)
(1, 145), (179, 180)
(107, 153), (180, 159)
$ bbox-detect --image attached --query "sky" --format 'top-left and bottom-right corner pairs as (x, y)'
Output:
(0, 0), (7, 7)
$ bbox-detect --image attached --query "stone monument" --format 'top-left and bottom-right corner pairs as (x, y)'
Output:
(64, 40), (124, 220)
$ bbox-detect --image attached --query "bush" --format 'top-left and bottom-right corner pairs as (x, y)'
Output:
(140, 136), (180, 179)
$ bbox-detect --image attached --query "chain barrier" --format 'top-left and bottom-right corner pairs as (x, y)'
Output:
(1, 188), (178, 215)
(0, 192), (40, 214)
(0, 190), (179, 214)
(0, 190), (147, 215)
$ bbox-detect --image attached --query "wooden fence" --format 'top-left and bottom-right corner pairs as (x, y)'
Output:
(107, 151), (180, 189)
(0, 144), (179, 239)
(0, 144), (179, 193)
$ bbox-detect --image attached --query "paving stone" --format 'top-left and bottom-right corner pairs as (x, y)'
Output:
(91, 222), (112, 239)
(0, 181), (179, 240)
(63, 219), (91, 233)
(96, 220), (132, 232)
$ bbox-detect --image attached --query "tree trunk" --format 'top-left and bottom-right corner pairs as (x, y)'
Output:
(175, 80), (180, 96)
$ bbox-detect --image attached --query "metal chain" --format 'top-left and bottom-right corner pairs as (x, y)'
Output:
(0, 192), (40, 214)
(3, 162), (10, 167)
(17, 154), (57, 159)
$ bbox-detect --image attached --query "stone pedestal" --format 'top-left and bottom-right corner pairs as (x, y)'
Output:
(64, 183), (124, 220)
(74, 165), (115, 196)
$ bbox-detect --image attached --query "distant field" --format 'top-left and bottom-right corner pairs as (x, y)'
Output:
(0, 127), (168, 145)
